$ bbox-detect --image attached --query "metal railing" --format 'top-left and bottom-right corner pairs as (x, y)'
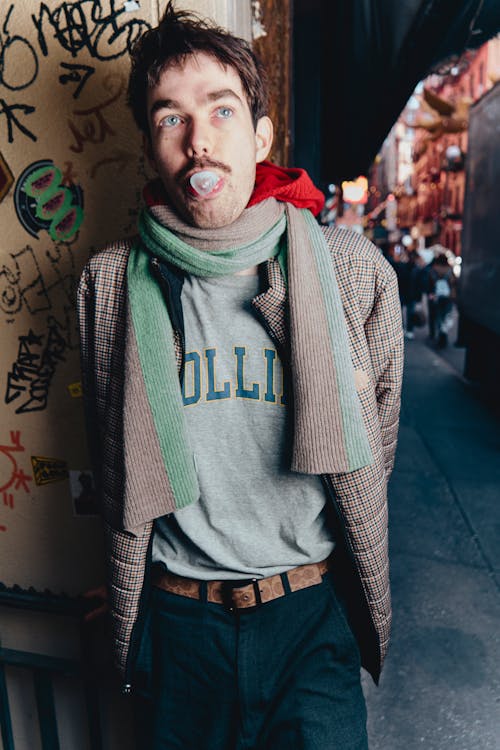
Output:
(0, 583), (105, 750)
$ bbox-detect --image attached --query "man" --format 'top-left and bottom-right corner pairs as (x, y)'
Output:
(78, 3), (403, 748)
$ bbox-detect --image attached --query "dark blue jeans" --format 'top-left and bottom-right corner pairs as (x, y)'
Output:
(138, 570), (368, 749)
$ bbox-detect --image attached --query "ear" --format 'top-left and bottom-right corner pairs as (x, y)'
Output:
(143, 133), (157, 172)
(255, 116), (273, 163)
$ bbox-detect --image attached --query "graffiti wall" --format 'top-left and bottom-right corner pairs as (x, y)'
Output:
(0, 0), (251, 598)
(0, 0), (164, 595)
(0, 4), (253, 746)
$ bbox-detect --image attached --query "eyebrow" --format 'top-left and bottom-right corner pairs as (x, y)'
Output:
(149, 88), (244, 119)
(149, 98), (180, 119)
(206, 88), (243, 105)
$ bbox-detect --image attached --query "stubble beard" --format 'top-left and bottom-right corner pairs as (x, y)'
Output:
(171, 185), (249, 229)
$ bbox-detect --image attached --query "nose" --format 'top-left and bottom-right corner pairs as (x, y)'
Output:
(185, 118), (213, 158)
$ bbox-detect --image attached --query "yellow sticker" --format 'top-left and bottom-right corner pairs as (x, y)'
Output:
(68, 381), (83, 398)
(31, 456), (69, 486)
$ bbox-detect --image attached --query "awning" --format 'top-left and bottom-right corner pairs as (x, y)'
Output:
(296, 0), (500, 183)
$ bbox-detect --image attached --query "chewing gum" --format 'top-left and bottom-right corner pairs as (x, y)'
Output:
(190, 170), (220, 196)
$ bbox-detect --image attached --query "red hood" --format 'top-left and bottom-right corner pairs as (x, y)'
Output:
(143, 161), (325, 216)
(248, 160), (324, 215)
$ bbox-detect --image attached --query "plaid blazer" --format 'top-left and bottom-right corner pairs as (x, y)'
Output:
(77, 226), (403, 686)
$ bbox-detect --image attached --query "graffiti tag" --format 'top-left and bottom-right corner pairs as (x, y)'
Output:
(59, 61), (95, 99)
(0, 4), (39, 92)
(0, 97), (36, 143)
(0, 431), (32, 495)
(0, 243), (77, 318)
(68, 73), (124, 153)
(5, 319), (68, 414)
(32, 0), (150, 61)
(0, 431), (32, 532)
(0, 5), (39, 144)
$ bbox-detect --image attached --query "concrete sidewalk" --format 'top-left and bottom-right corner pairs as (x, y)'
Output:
(363, 334), (500, 749)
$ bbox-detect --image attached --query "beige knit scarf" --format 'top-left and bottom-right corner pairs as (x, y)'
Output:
(122, 198), (372, 530)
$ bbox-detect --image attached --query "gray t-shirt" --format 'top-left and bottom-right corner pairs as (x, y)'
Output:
(152, 273), (335, 580)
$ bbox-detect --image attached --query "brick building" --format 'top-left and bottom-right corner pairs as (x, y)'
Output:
(398, 38), (500, 253)
(368, 37), (500, 254)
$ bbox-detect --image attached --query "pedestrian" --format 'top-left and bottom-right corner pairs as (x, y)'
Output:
(77, 3), (404, 748)
(394, 249), (425, 339)
(426, 253), (455, 347)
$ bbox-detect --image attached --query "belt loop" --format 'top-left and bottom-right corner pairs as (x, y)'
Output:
(280, 571), (292, 595)
(199, 581), (208, 603)
(251, 578), (262, 606)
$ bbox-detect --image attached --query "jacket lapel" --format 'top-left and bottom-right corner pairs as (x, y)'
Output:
(251, 258), (288, 355)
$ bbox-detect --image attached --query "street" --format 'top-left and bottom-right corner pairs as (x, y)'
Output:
(363, 329), (500, 748)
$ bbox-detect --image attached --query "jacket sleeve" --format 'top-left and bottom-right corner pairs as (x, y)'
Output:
(76, 267), (103, 496)
(364, 263), (404, 479)
(103, 520), (153, 677)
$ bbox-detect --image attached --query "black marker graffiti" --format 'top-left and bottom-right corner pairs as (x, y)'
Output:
(5, 318), (68, 414)
(32, 0), (150, 61)
(59, 61), (95, 99)
(0, 6), (39, 144)
(0, 245), (49, 316)
(5, 329), (44, 409)
(0, 98), (36, 143)
(0, 4), (39, 91)
(0, 244), (77, 318)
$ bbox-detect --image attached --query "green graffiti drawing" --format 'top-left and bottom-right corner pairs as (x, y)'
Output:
(22, 163), (84, 241)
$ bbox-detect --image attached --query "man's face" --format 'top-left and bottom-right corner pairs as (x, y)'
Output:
(146, 52), (272, 228)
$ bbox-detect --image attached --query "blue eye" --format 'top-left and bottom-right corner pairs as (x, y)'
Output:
(216, 107), (233, 119)
(161, 114), (181, 128)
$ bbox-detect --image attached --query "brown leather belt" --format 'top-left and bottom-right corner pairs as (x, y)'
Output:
(152, 558), (331, 610)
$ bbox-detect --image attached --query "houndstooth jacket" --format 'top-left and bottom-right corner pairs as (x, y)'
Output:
(77, 225), (404, 688)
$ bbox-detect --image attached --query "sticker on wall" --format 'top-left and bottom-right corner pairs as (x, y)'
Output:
(69, 470), (98, 516)
(67, 381), (83, 398)
(0, 151), (14, 203)
(31, 456), (69, 486)
(14, 160), (84, 242)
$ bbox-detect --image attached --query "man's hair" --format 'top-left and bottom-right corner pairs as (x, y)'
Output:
(433, 253), (450, 266)
(127, 1), (268, 136)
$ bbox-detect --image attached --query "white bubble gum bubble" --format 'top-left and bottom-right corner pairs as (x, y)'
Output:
(190, 170), (219, 196)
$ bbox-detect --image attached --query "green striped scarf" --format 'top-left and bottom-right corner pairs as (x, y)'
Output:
(122, 199), (372, 528)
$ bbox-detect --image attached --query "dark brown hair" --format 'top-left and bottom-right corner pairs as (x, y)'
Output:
(433, 253), (450, 266)
(127, 1), (268, 137)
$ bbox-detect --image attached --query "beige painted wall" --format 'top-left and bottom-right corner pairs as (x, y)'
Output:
(0, 2), (250, 747)
(0, 0), (251, 595)
(0, 0), (161, 596)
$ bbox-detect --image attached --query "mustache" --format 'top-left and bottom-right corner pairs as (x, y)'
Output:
(177, 158), (231, 184)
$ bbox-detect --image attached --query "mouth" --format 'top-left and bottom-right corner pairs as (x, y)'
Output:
(185, 169), (226, 199)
